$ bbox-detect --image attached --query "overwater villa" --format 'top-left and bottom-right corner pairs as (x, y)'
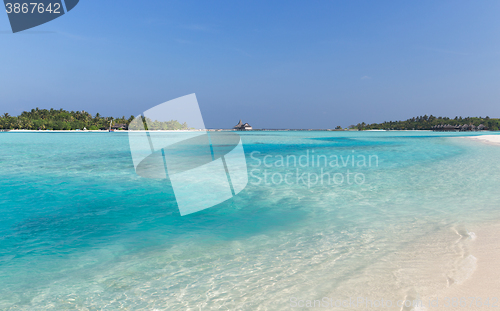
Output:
(432, 124), (486, 131)
(234, 120), (252, 130)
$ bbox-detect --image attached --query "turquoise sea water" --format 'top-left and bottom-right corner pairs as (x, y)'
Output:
(1, 131), (500, 310)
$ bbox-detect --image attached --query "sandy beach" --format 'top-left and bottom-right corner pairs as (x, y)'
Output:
(420, 222), (500, 311)
(464, 135), (500, 145)
(424, 135), (500, 310)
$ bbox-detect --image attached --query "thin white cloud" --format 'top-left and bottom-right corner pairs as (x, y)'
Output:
(233, 48), (252, 58)
(418, 46), (469, 56)
(181, 24), (215, 33)
(175, 39), (195, 45)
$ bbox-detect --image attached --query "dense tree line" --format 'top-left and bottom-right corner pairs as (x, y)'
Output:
(0, 108), (189, 130)
(0, 108), (132, 130)
(352, 115), (500, 131)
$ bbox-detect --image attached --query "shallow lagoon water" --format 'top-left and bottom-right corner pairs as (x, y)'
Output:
(1, 131), (500, 310)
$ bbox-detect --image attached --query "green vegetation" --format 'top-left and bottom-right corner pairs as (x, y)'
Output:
(133, 117), (190, 131)
(352, 115), (500, 131)
(0, 108), (190, 130)
(0, 108), (131, 130)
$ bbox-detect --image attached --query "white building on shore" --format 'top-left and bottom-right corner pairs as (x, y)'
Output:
(234, 120), (252, 130)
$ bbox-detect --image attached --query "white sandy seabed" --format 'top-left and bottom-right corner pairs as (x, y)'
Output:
(324, 136), (500, 311)
(424, 136), (500, 311)
(466, 135), (500, 145)
(416, 222), (500, 311)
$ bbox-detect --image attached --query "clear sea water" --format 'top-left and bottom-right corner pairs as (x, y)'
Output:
(1, 131), (500, 310)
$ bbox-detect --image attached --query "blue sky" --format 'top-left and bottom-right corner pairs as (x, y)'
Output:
(1, 0), (499, 128)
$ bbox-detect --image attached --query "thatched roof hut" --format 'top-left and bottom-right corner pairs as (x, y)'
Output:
(111, 123), (128, 130)
(234, 120), (243, 128)
(234, 120), (252, 130)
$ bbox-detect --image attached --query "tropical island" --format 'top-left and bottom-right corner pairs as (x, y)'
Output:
(0, 108), (189, 131)
(1, 109), (500, 132)
(352, 115), (500, 131)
